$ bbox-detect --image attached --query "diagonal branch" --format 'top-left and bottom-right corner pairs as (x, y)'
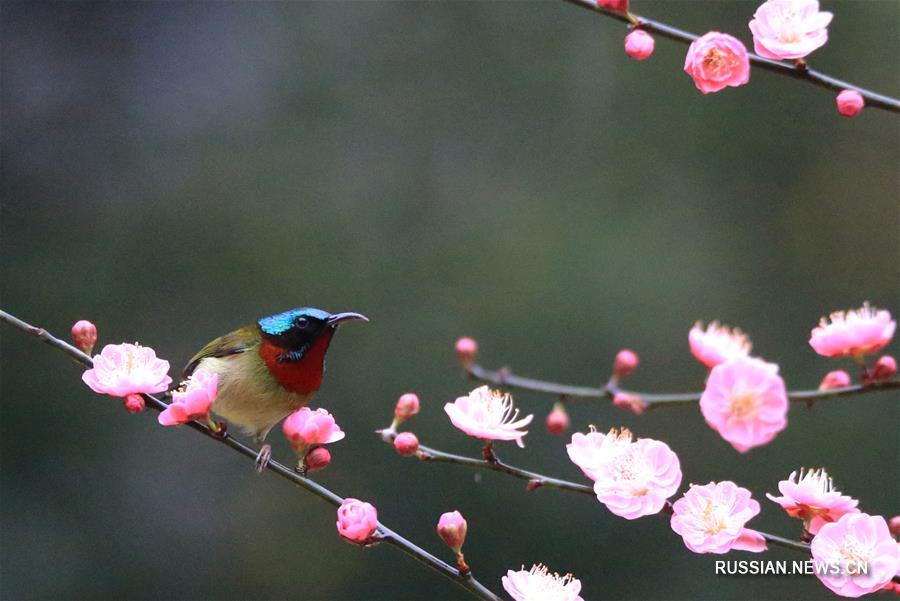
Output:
(0, 309), (501, 601)
(561, 0), (900, 114)
(465, 362), (900, 410)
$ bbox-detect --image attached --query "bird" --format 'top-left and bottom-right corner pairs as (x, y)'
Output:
(183, 307), (368, 470)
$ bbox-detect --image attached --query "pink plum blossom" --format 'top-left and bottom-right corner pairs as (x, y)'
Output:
(444, 386), (533, 447)
(613, 349), (639, 377)
(670, 481), (767, 554)
(624, 31), (655, 61)
(683, 32), (750, 94)
(567, 428), (682, 519)
(282, 407), (345, 451)
(336, 498), (378, 544)
(455, 337), (478, 365)
(872, 355), (897, 381)
(545, 404), (570, 435)
(749, 0), (833, 60)
(766, 468), (859, 535)
(819, 370), (851, 391)
(836, 90), (865, 117)
(612, 392), (646, 415)
(82, 343), (172, 397)
(502, 564), (584, 601)
(158, 368), (218, 426)
(124, 394), (145, 414)
(394, 392), (420, 422)
(810, 303), (895, 358)
(810, 513), (900, 598)
(699, 356), (788, 453)
(303, 447), (331, 472)
(689, 321), (752, 368)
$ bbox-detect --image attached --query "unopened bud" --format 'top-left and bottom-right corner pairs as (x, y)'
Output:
(71, 320), (97, 355)
(818, 370), (851, 391)
(303, 447), (331, 473)
(889, 515), (900, 537)
(836, 89), (864, 117)
(613, 349), (639, 378)
(455, 337), (478, 366)
(437, 510), (467, 553)
(394, 393), (420, 423)
(872, 355), (897, 381)
(393, 432), (419, 456)
(624, 30), (654, 61)
(124, 393), (145, 414)
(545, 404), (569, 436)
(613, 392), (646, 415)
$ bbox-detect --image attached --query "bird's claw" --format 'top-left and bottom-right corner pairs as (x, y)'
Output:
(255, 444), (272, 473)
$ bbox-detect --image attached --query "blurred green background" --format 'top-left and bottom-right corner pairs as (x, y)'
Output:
(1, 1), (897, 599)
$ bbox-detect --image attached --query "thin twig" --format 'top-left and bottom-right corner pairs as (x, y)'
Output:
(0, 309), (501, 601)
(379, 432), (823, 558)
(465, 362), (900, 410)
(560, 0), (900, 114)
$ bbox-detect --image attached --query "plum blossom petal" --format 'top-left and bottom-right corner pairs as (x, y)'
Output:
(749, 0), (833, 60)
(158, 368), (217, 426)
(766, 468), (859, 534)
(689, 321), (751, 368)
(82, 343), (172, 397)
(567, 428), (682, 519)
(699, 356), (788, 452)
(670, 481), (766, 554)
(444, 386), (533, 447)
(809, 303), (895, 358)
(501, 564), (584, 601)
(282, 407), (345, 450)
(810, 513), (900, 597)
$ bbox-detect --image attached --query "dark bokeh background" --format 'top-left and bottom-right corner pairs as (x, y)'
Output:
(1, 1), (897, 599)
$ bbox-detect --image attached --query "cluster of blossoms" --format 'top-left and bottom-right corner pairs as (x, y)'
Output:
(603, 0), (867, 117)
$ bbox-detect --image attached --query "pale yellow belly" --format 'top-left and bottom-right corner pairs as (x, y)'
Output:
(197, 353), (314, 441)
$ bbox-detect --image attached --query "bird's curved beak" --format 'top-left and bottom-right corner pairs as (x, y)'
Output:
(327, 312), (369, 327)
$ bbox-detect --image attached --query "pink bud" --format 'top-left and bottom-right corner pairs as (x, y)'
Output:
(872, 355), (897, 381)
(437, 510), (467, 552)
(455, 337), (478, 366)
(394, 393), (420, 422)
(545, 405), (569, 436)
(124, 393), (145, 414)
(598, 0), (628, 11)
(613, 349), (640, 377)
(336, 498), (378, 544)
(889, 515), (900, 537)
(304, 447), (331, 472)
(613, 392), (646, 415)
(819, 370), (851, 391)
(71, 320), (97, 354)
(624, 30), (654, 61)
(393, 432), (419, 456)
(836, 89), (864, 117)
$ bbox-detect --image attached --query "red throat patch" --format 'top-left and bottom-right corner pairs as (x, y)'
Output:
(258, 329), (336, 394)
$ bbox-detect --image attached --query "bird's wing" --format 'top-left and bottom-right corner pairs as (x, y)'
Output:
(183, 325), (260, 378)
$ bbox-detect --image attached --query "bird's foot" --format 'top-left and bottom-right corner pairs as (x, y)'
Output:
(255, 444), (272, 473)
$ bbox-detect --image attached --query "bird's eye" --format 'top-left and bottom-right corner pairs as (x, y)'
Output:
(296, 317), (309, 329)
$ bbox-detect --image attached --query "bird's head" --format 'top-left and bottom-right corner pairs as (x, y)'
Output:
(257, 307), (368, 361)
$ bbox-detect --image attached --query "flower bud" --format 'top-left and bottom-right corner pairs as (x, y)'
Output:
(872, 355), (896, 381)
(455, 337), (478, 366)
(624, 30), (654, 61)
(393, 432), (419, 456)
(836, 89), (864, 117)
(71, 320), (97, 355)
(889, 515), (900, 538)
(304, 447), (331, 472)
(598, 0), (628, 11)
(336, 498), (378, 544)
(613, 349), (640, 377)
(437, 510), (467, 553)
(818, 370), (851, 391)
(124, 393), (145, 414)
(545, 404), (569, 436)
(394, 393), (420, 422)
(613, 392), (646, 415)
